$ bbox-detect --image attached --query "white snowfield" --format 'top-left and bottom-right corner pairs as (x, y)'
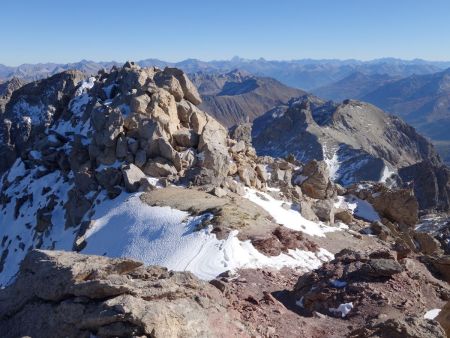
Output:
(81, 192), (333, 280)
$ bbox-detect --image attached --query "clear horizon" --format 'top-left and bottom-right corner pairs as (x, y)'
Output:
(2, 0), (450, 66)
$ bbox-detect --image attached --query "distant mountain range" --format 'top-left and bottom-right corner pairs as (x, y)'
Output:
(312, 72), (400, 102)
(2, 57), (450, 90)
(362, 68), (450, 139)
(312, 68), (450, 164)
(191, 70), (305, 127)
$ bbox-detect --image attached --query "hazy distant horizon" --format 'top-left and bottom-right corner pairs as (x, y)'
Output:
(2, 56), (450, 68)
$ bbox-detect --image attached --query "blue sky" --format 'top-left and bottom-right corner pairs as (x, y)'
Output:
(1, 0), (450, 65)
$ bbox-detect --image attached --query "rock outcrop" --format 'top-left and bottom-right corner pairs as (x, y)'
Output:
(0, 250), (247, 338)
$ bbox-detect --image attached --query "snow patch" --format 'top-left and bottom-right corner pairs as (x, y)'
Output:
(424, 308), (441, 320)
(329, 302), (353, 318)
(0, 168), (73, 286)
(76, 77), (96, 96)
(379, 164), (395, 184)
(335, 195), (380, 222)
(244, 188), (338, 237)
(296, 297), (304, 308)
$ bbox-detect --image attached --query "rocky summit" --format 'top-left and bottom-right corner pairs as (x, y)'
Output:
(0, 62), (449, 337)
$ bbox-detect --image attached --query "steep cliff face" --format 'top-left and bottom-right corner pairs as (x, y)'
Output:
(0, 71), (85, 173)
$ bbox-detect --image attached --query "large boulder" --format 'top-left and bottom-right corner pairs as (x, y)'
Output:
(230, 123), (252, 146)
(91, 106), (124, 147)
(299, 160), (335, 199)
(0, 250), (246, 338)
(198, 117), (230, 177)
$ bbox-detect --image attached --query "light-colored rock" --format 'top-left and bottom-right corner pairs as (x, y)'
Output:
(176, 100), (192, 124)
(300, 160), (335, 200)
(130, 94), (151, 114)
(157, 137), (177, 162)
(256, 164), (269, 182)
(311, 199), (336, 223)
(191, 109), (207, 134)
(231, 140), (246, 154)
(173, 128), (199, 148)
(212, 187), (227, 198)
(297, 200), (319, 221)
(155, 73), (184, 102)
(238, 165), (256, 187)
(163, 67), (202, 105)
(122, 163), (147, 192)
(149, 88), (180, 135)
(413, 231), (442, 255)
(92, 107), (124, 147)
(334, 209), (353, 224)
(144, 158), (177, 177)
(198, 118), (230, 177)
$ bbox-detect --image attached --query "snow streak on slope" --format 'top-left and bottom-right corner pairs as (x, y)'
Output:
(322, 144), (340, 181)
(81, 192), (333, 280)
(0, 162), (74, 286)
